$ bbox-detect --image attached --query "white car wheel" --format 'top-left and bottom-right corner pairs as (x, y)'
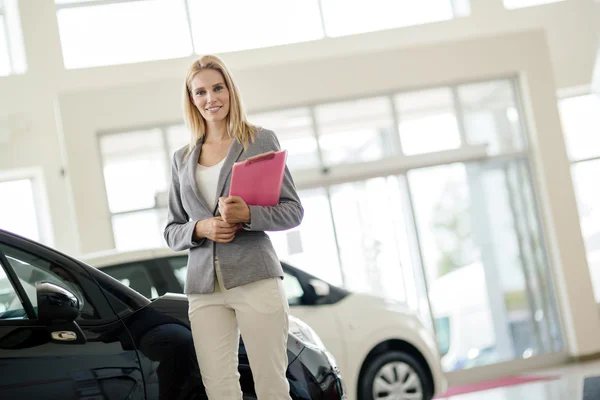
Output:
(359, 351), (433, 400)
(373, 361), (423, 399)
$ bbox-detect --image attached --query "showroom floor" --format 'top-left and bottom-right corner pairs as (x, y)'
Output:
(435, 360), (600, 399)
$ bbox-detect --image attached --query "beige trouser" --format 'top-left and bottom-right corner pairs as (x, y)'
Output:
(187, 257), (291, 400)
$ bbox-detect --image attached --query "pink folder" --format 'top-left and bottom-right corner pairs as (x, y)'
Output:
(229, 150), (288, 206)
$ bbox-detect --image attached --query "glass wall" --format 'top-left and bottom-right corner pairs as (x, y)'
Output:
(257, 78), (563, 372)
(558, 93), (600, 301)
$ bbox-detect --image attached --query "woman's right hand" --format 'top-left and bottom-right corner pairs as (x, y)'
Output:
(194, 217), (238, 243)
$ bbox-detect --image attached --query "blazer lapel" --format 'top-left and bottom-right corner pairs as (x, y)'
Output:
(187, 138), (213, 214)
(214, 139), (244, 210)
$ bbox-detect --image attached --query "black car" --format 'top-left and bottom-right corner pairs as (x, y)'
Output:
(0, 229), (345, 399)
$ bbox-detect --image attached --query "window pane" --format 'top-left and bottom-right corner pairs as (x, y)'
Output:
(321, 0), (455, 37)
(435, 317), (451, 356)
(458, 80), (525, 155)
(330, 176), (417, 304)
(166, 255), (187, 290)
(249, 108), (320, 170)
(0, 265), (26, 319)
(0, 17), (10, 76)
(409, 160), (561, 371)
(57, 0), (192, 69)
(558, 94), (600, 161)
(315, 97), (398, 166)
(504, 0), (565, 10)
(0, 243), (100, 320)
(188, 0), (324, 54)
(166, 124), (189, 158)
(268, 188), (343, 286)
(282, 272), (304, 305)
(100, 129), (169, 213)
(452, 0), (472, 17)
(0, 179), (40, 241)
(112, 209), (167, 251)
(395, 88), (461, 155)
(4, 0), (26, 74)
(571, 160), (600, 301)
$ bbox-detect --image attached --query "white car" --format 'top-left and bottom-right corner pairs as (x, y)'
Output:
(82, 248), (447, 400)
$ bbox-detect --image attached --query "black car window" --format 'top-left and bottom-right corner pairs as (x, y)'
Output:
(282, 272), (304, 306)
(0, 243), (100, 321)
(165, 256), (187, 290)
(0, 264), (28, 320)
(102, 263), (158, 299)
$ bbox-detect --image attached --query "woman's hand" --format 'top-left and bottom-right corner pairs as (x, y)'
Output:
(218, 196), (251, 225)
(194, 217), (238, 243)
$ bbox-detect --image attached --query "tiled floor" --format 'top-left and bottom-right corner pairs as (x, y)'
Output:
(436, 360), (600, 400)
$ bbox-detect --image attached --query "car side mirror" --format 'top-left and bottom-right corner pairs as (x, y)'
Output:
(36, 282), (86, 344)
(303, 279), (331, 305)
(37, 282), (80, 324)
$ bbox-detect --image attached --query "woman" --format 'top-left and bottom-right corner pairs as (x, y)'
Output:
(163, 55), (303, 400)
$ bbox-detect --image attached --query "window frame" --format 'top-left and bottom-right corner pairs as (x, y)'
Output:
(247, 76), (529, 191)
(53, 0), (470, 69)
(319, 0), (463, 38)
(55, 0), (195, 69)
(97, 122), (183, 250)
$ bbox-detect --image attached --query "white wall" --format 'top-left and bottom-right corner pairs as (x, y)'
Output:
(1, 0), (600, 356)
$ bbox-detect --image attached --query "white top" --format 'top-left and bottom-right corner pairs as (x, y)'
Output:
(195, 158), (226, 211)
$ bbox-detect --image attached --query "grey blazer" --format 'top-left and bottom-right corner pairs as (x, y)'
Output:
(163, 128), (304, 294)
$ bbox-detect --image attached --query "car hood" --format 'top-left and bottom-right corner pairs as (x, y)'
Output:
(145, 292), (191, 324)
(342, 292), (416, 317)
(333, 292), (425, 332)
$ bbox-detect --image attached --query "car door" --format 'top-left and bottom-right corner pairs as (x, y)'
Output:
(0, 239), (144, 400)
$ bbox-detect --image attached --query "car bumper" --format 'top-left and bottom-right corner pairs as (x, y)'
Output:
(288, 347), (346, 399)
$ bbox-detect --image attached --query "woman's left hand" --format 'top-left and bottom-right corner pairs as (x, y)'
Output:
(218, 196), (251, 224)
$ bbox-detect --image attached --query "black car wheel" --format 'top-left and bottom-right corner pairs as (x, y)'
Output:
(359, 351), (433, 400)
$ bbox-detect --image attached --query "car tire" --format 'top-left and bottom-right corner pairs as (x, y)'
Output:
(359, 350), (433, 400)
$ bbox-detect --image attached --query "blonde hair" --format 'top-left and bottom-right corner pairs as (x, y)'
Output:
(183, 55), (256, 156)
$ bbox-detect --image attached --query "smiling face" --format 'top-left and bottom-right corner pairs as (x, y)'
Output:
(189, 68), (230, 127)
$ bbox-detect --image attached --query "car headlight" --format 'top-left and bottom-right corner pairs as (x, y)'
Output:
(288, 315), (326, 351)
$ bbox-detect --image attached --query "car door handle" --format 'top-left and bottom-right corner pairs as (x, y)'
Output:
(51, 331), (78, 341)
